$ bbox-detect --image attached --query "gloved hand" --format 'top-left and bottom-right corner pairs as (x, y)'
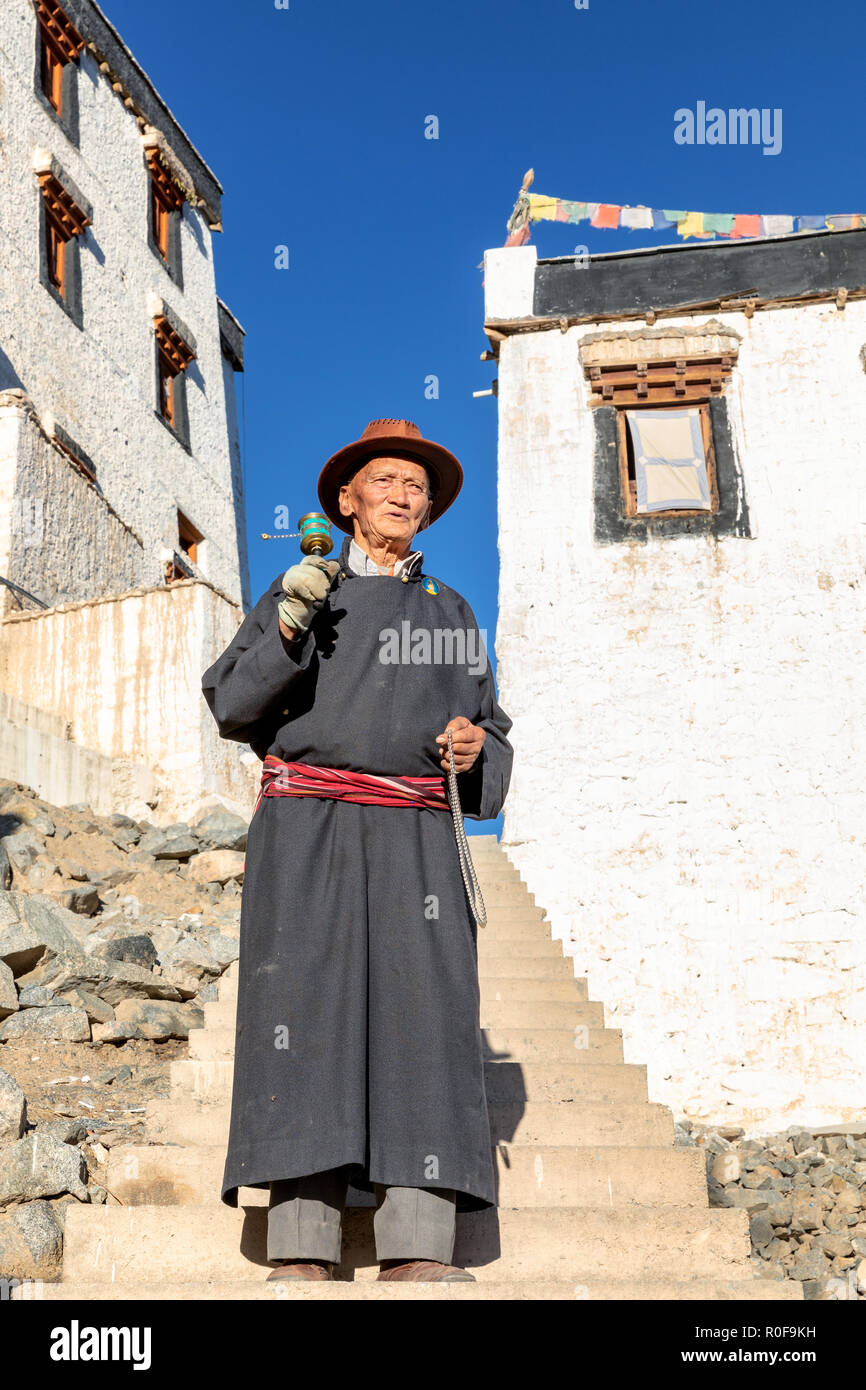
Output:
(278, 555), (340, 633)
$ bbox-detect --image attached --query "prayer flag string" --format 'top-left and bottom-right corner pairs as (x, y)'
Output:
(509, 192), (863, 244)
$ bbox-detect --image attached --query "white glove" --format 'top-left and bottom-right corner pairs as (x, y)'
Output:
(278, 555), (340, 632)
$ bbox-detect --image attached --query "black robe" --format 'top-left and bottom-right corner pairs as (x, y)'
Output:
(201, 534), (513, 1212)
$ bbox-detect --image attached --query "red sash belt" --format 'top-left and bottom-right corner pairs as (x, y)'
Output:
(254, 754), (449, 815)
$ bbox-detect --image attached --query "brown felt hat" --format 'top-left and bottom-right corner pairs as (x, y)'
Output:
(317, 419), (464, 536)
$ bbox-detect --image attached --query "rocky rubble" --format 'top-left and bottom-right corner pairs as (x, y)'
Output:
(0, 778), (245, 1280)
(676, 1120), (866, 1300)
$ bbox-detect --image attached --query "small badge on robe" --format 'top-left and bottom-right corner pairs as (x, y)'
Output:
(422, 577), (440, 595)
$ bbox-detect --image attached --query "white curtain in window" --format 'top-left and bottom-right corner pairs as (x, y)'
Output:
(625, 407), (711, 512)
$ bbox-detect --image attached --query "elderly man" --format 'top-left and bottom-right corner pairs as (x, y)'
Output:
(201, 418), (513, 1283)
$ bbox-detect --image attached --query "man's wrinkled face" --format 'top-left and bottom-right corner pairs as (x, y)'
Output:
(339, 454), (433, 547)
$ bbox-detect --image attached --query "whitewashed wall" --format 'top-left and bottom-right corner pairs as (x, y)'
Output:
(0, 0), (245, 605)
(486, 246), (866, 1133)
(0, 579), (258, 823)
(0, 688), (158, 820)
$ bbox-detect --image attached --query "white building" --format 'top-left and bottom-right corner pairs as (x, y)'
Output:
(483, 229), (866, 1133)
(0, 0), (255, 820)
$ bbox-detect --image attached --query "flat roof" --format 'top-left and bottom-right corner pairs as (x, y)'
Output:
(532, 227), (866, 321)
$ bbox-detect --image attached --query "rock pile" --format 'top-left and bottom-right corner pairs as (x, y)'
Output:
(676, 1120), (866, 1300)
(0, 779), (245, 1280)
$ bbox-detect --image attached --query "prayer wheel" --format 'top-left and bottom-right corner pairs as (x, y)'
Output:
(297, 512), (333, 557)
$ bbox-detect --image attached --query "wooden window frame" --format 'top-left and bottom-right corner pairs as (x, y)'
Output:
(37, 170), (90, 308)
(583, 350), (736, 522)
(152, 184), (171, 261)
(616, 402), (720, 520)
(44, 207), (67, 292)
(177, 510), (204, 565)
(154, 314), (195, 446)
(157, 347), (176, 426)
(164, 554), (192, 584)
(145, 148), (185, 277)
(36, 1), (84, 119)
(39, 31), (65, 113)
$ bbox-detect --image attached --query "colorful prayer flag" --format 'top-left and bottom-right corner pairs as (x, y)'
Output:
(732, 214), (761, 238)
(511, 192), (864, 247)
(620, 206), (654, 230)
(678, 211), (712, 240)
(527, 195), (558, 222)
(761, 214), (795, 236)
(560, 200), (589, 224)
(703, 212), (735, 235)
(591, 204), (621, 229)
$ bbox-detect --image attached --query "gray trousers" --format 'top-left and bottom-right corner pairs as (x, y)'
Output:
(267, 1165), (457, 1265)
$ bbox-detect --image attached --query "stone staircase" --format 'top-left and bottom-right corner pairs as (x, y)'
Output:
(19, 837), (803, 1300)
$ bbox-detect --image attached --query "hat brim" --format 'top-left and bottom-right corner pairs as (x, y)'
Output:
(317, 433), (463, 536)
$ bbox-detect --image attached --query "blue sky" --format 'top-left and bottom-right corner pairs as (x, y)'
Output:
(104, 0), (863, 829)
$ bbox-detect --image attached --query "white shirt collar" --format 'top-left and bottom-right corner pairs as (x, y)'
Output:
(348, 538), (423, 577)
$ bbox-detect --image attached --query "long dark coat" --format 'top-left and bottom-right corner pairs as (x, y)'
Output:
(201, 534), (513, 1212)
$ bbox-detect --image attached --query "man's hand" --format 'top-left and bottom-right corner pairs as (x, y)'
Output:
(435, 716), (485, 774)
(278, 556), (340, 635)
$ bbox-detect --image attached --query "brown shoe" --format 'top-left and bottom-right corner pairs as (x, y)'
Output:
(376, 1258), (476, 1283)
(266, 1259), (334, 1282)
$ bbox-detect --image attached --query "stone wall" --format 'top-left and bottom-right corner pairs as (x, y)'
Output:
(0, 393), (144, 616)
(486, 244), (866, 1134)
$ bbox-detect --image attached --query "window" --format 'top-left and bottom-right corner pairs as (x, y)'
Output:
(582, 328), (752, 543)
(45, 209), (66, 290)
(157, 345), (176, 424)
(164, 552), (193, 584)
(619, 405), (717, 518)
(35, 1), (84, 136)
(177, 510), (204, 564)
(145, 148), (185, 284)
(37, 170), (90, 323)
(154, 313), (195, 448)
(40, 30), (64, 113)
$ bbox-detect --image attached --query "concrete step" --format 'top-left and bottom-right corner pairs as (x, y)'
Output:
(216, 962), (583, 998)
(103, 1140), (710, 1209)
(473, 890), (541, 909)
(145, 1099), (673, 1148)
(12, 1277), (803, 1301)
(188, 1025), (623, 1064)
(217, 975), (590, 1008)
(471, 958), (581, 980)
(56, 1203), (762, 1283)
(480, 979), (588, 1001)
(199, 998), (606, 1033)
(475, 940), (569, 959)
(168, 1057), (649, 1106)
(219, 934), (573, 964)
